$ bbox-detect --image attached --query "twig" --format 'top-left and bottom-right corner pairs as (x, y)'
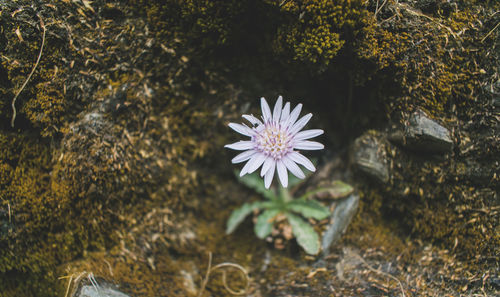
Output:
(279, 0), (291, 8)
(197, 252), (213, 297)
(103, 259), (114, 277)
(481, 21), (499, 43)
(355, 254), (406, 297)
(60, 274), (73, 297)
(395, 3), (460, 41)
(213, 262), (250, 295)
(197, 252), (250, 297)
(374, 0), (388, 19)
(11, 15), (46, 128)
(59, 271), (87, 297)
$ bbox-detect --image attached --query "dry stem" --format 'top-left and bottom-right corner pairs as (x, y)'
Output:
(481, 21), (499, 43)
(11, 15), (46, 128)
(394, 2), (460, 41)
(197, 252), (250, 297)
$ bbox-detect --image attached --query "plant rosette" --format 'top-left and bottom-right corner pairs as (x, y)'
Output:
(225, 96), (353, 255)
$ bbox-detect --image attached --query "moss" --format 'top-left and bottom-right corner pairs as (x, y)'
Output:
(0, 2), (87, 136)
(0, 59), (238, 294)
(405, 186), (498, 258)
(60, 249), (196, 297)
(371, 4), (491, 116)
(23, 70), (67, 137)
(179, 0), (247, 46)
(0, 4), (132, 291)
(0, 132), (66, 295)
(343, 1), (498, 260)
(129, 0), (252, 54)
(274, 0), (373, 71)
(354, 135), (499, 259)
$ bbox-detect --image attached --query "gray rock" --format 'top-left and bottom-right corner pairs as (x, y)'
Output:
(352, 132), (390, 183)
(76, 283), (131, 297)
(321, 194), (360, 255)
(391, 109), (453, 153)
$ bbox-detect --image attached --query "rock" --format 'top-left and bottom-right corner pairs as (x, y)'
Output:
(391, 109), (453, 153)
(352, 132), (390, 183)
(179, 268), (199, 296)
(75, 282), (131, 297)
(321, 194), (360, 255)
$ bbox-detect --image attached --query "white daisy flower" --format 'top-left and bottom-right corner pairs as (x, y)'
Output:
(225, 96), (324, 188)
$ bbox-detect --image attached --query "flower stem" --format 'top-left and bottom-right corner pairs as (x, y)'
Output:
(279, 186), (292, 203)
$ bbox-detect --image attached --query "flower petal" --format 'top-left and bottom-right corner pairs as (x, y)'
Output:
(239, 154), (259, 176)
(242, 114), (262, 126)
(239, 161), (251, 176)
(228, 123), (253, 137)
(246, 153), (267, 174)
(261, 97), (272, 123)
(289, 113), (312, 135)
(288, 151), (316, 172)
(286, 103), (302, 127)
(282, 156), (305, 179)
(273, 95), (283, 123)
(264, 161), (276, 189)
(231, 150), (256, 164)
(276, 160), (288, 187)
(293, 140), (324, 150)
(260, 157), (275, 177)
(225, 141), (254, 150)
(294, 129), (324, 140)
(280, 102), (290, 123)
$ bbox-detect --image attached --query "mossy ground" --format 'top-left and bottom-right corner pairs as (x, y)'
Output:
(0, 0), (498, 296)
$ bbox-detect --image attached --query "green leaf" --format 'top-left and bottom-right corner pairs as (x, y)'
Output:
(237, 171), (277, 201)
(328, 181), (354, 198)
(298, 180), (354, 200)
(286, 213), (320, 255)
(254, 209), (280, 239)
(226, 202), (263, 234)
(287, 199), (331, 220)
